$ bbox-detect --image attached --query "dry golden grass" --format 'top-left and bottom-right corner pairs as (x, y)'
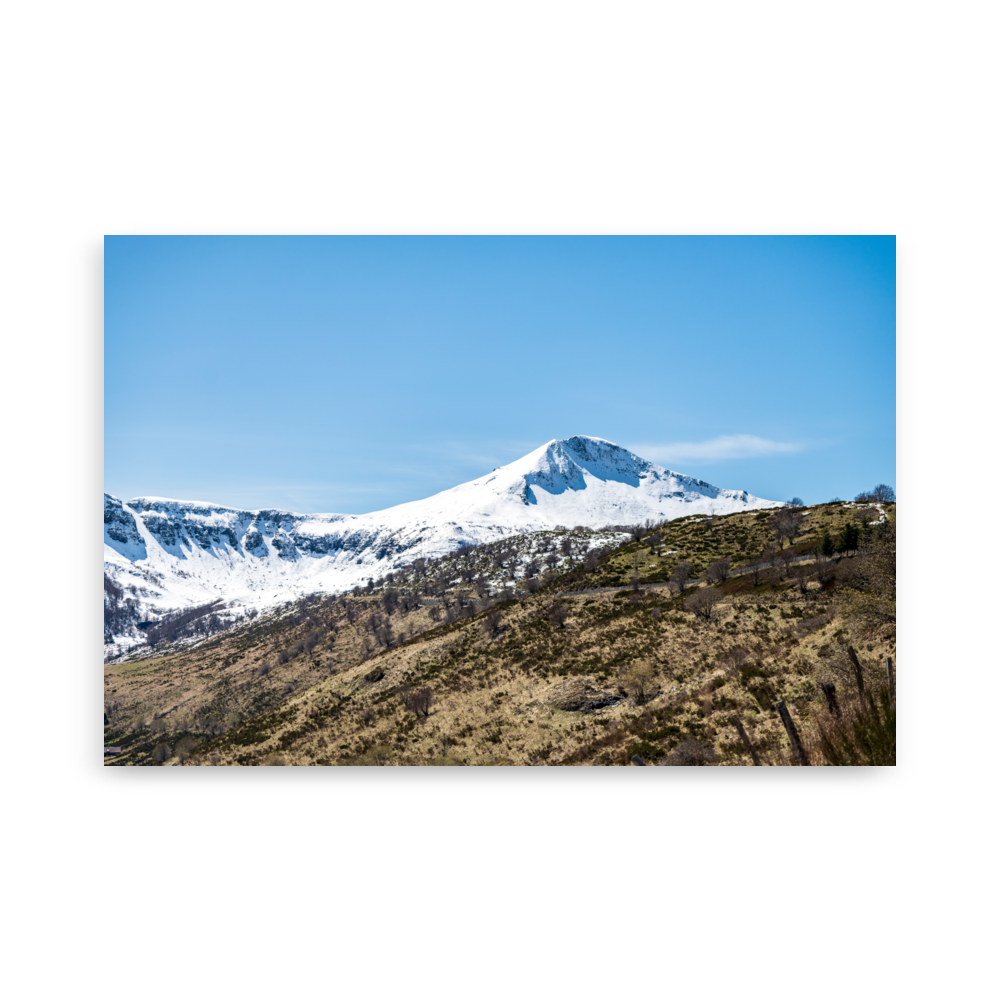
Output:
(106, 579), (892, 766)
(104, 501), (895, 767)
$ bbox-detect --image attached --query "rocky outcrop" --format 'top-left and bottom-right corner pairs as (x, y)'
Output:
(104, 494), (146, 551)
(545, 677), (621, 712)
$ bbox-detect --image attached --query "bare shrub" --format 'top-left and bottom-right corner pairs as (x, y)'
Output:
(338, 745), (394, 766)
(687, 587), (723, 621)
(720, 646), (752, 678)
(482, 607), (503, 639)
(815, 555), (837, 588)
(153, 743), (172, 764)
(853, 507), (880, 531)
(175, 736), (200, 765)
(838, 517), (895, 641)
(547, 600), (570, 629)
(658, 739), (717, 766)
(620, 660), (656, 705)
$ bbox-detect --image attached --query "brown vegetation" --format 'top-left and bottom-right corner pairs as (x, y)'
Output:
(104, 500), (895, 766)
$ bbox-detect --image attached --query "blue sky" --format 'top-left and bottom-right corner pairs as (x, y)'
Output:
(105, 236), (895, 513)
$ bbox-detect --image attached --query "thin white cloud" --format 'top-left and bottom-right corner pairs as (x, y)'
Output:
(632, 435), (803, 464)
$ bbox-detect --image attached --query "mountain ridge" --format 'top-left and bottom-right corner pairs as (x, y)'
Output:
(104, 436), (784, 641)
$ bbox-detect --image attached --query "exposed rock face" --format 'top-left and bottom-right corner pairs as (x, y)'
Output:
(104, 494), (146, 554)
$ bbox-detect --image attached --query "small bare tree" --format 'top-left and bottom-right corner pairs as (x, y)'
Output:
(668, 560), (692, 599)
(687, 587), (723, 621)
(547, 600), (570, 629)
(815, 554), (837, 588)
(630, 548), (642, 591)
(706, 556), (732, 584)
(405, 687), (434, 717)
(785, 511), (805, 546)
(777, 548), (795, 578)
(770, 510), (792, 548)
(483, 607), (503, 639)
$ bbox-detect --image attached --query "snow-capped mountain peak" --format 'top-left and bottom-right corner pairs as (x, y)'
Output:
(104, 436), (783, 639)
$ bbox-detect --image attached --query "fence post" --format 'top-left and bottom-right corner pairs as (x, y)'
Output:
(820, 682), (841, 718)
(731, 716), (762, 766)
(846, 645), (866, 700)
(886, 656), (895, 701)
(776, 700), (810, 765)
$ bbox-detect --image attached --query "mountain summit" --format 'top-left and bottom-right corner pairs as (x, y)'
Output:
(104, 436), (782, 630)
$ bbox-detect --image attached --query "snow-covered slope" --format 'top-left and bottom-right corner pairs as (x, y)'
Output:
(104, 435), (783, 622)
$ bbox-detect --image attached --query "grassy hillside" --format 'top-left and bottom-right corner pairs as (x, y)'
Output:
(104, 500), (895, 766)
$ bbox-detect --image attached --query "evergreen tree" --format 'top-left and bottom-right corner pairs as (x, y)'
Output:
(859, 519), (871, 547)
(836, 522), (859, 554)
(820, 527), (835, 557)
